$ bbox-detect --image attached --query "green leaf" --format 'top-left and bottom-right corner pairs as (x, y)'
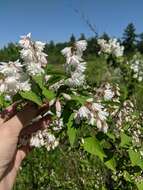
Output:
(42, 88), (55, 100)
(106, 132), (115, 141)
(128, 149), (143, 169)
(83, 137), (106, 161)
(105, 157), (116, 171)
(71, 95), (88, 105)
(20, 91), (42, 106)
(0, 95), (4, 107)
(67, 113), (77, 147)
(33, 74), (44, 88)
(136, 180), (143, 190)
(120, 132), (132, 148)
(33, 75), (55, 100)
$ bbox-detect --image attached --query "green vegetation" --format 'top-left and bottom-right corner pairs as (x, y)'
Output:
(1, 23), (143, 190)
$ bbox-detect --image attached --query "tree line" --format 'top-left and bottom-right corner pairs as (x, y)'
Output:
(0, 23), (142, 64)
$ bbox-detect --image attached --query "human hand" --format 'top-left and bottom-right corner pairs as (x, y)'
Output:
(0, 103), (49, 190)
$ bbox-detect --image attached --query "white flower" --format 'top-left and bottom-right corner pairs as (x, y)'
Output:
(130, 55), (143, 82)
(76, 106), (91, 121)
(19, 80), (31, 91)
(75, 40), (87, 52)
(20, 49), (34, 61)
(76, 62), (86, 73)
(30, 135), (43, 148)
(98, 38), (124, 57)
(61, 40), (87, 88)
(62, 93), (71, 100)
(30, 130), (59, 151)
(0, 59), (31, 95)
(96, 119), (102, 130)
(35, 41), (45, 51)
(55, 99), (61, 118)
(66, 72), (85, 87)
(0, 60), (23, 76)
(61, 47), (72, 57)
(53, 118), (63, 131)
(0, 82), (7, 93)
(92, 103), (104, 112)
(104, 89), (115, 100)
(4, 95), (12, 101)
(45, 132), (59, 151)
(4, 76), (19, 94)
(50, 79), (64, 91)
(86, 98), (94, 102)
(19, 33), (31, 48)
(45, 75), (51, 82)
(36, 51), (47, 66)
(101, 122), (108, 133)
(89, 113), (96, 125)
(26, 62), (44, 76)
(92, 103), (109, 121)
(19, 33), (48, 76)
(98, 110), (109, 121)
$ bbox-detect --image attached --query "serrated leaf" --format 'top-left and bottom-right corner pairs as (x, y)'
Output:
(67, 113), (77, 147)
(128, 150), (143, 169)
(20, 91), (42, 106)
(105, 157), (116, 171)
(120, 132), (132, 148)
(83, 137), (106, 161)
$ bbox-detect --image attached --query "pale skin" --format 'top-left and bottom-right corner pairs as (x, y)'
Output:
(0, 103), (49, 190)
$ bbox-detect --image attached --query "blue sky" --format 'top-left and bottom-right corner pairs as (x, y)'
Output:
(0, 0), (143, 47)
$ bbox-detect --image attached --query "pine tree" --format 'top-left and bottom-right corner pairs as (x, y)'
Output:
(69, 34), (76, 46)
(100, 32), (110, 41)
(79, 33), (86, 40)
(137, 33), (143, 53)
(122, 23), (137, 54)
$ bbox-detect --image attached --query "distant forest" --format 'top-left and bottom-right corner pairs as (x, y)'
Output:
(0, 23), (143, 64)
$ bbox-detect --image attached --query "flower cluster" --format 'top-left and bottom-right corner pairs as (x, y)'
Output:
(97, 38), (124, 57)
(129, 54), (143, 82)
(0, 60), (31, 95)
(19, 33), (47, 76)
(48, 98), (64, 131)
(0, 33), (48, 96)
(61, 40), (87, 87)
(95, 82), (120, 102)
(30, 129), (59, 151)
(113, 100), (134, 133)
(74, 99), (109, 133)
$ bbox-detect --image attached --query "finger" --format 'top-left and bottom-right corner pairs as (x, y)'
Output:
(0, 101), (19, 125)
(2, 104), (38, 135)
(20, 115), (51, 137)
(2, 102), (49, 136)
(14, 145), (31, 170)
